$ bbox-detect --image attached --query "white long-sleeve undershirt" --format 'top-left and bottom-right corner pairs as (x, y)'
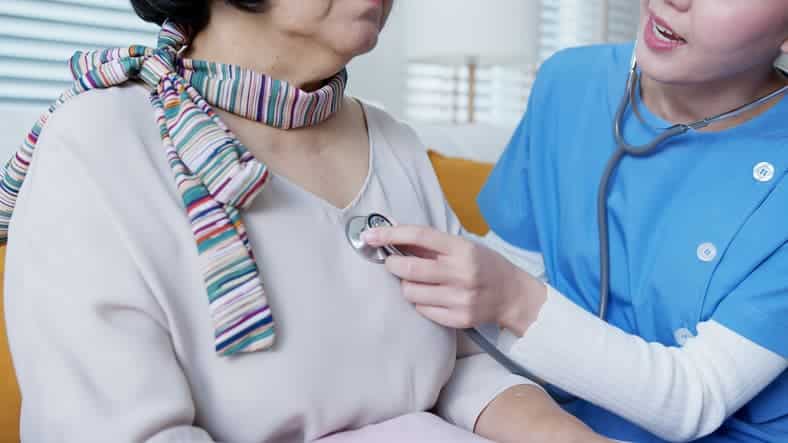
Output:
(465, 230), (788, 442)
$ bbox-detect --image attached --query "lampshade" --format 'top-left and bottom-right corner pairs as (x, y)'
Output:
(403, 0), (540, 65)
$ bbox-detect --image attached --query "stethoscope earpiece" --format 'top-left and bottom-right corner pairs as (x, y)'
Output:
(774, 53), (788, 77)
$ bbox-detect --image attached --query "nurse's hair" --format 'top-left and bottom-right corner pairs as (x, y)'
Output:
(130, 0), (265, 31)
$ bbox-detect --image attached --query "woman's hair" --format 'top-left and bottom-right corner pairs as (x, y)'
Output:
(130, 0), (265, 31)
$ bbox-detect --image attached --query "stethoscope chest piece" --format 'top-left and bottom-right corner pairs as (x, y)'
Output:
(345, 212), (554, 399)
(346, 215), (388, 263)
(346, 213), (406, 263)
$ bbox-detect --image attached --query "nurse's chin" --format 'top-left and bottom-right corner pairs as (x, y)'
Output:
(636, 58), (709, 86)
(634, 46), (703, 84)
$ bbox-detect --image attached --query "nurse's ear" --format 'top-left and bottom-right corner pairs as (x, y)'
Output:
(776, 41), (788, 75)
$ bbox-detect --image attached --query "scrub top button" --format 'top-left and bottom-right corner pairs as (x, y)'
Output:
(753, 162), (775, 183)
(674, 328), (694, 346)
(697, 242), (717, 262)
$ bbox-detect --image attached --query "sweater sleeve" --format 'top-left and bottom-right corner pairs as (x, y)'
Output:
(434, 226), (539, 432)
(4, 118), (215, 443)
(435, 328), (541, 432)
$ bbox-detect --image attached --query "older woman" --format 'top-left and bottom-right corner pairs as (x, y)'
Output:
(2, 1), (609, 442)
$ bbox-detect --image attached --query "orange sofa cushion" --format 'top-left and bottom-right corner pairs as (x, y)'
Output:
(0, 245), (20, 443)
(427, 150), (494, 236)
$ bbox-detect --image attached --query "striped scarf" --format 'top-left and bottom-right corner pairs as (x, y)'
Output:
(0, 21), (347, 356)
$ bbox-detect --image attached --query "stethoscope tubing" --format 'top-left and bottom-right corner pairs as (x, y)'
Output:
(347, 59), (788, 403)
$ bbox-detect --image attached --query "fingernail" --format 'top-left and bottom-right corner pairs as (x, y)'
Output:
(361, 229), (378, 244)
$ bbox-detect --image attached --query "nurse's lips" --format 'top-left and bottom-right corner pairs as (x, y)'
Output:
(644, 13), (687, 52)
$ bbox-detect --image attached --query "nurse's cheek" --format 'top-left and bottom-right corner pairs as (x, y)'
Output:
(363, 226), (548, 335)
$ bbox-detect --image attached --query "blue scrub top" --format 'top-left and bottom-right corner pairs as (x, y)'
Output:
(478, 43), (788, 442)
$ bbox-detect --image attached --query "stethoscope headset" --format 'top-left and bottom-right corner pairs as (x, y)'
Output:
(346, 43), (788, 402)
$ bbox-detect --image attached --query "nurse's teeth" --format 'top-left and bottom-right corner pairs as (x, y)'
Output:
(653, 21), (685, 43)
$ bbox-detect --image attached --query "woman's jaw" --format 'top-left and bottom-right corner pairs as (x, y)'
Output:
(187, 0), (394, 91)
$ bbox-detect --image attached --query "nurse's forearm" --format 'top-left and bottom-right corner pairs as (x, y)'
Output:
(474, 384), (612, 443)
(498, 267), (548, 337)
(503, 287), (787, 442)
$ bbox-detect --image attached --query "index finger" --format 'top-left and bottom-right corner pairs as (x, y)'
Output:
(362, 225), (458, 256)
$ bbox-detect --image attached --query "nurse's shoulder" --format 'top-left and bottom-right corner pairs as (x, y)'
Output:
(531, 43), (632, 112)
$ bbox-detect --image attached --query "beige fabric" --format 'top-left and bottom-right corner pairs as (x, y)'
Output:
(4, 83), (530, 443)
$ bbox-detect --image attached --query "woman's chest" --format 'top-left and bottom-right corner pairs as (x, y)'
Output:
(146, 173), (457, 442)
(257, 142), (371, 211)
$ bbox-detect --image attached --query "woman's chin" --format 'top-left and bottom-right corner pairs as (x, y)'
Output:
(333, 25), (383, 58)
(356, 33), (380, 55)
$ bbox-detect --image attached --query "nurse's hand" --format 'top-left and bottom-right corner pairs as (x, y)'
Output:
(362, 225), (547, 335)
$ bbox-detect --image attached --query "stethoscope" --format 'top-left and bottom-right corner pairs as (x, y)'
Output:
(601, 44), (788, 322)
(345, 212), (550, 387)
(345, 44), (788, 402)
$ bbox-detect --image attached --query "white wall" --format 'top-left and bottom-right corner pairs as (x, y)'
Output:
(0, 6), (409, 159)
(346, 3), (407, 119)
(0, 104), (41, 159)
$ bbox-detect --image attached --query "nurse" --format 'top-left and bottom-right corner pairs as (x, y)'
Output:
(362, 1), (788, 441)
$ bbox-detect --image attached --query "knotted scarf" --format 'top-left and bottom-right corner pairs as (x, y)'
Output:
(0, 20), (348, 356)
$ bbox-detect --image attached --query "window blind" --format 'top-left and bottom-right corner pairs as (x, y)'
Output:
(539, 0), (640, 61)
(405, 1), (641, 127)
(405, 63), (534, 126)
(0, 0), (157, 106)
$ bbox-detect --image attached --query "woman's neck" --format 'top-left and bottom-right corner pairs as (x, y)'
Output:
(186, 6), (348, 91)
(640, 65), (787, 131)
(184, 5), (360, 155)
